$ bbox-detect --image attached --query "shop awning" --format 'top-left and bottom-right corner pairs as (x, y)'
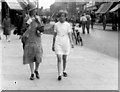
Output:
(95, 4), (104, 13)
(109, 4), (120, 12)
(17, 0), (28, 9)
(5, 0), (23, 10)
(96, 2), (113, 14)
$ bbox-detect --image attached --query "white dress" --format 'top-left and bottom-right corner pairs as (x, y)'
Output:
(54, 21), (72, 55)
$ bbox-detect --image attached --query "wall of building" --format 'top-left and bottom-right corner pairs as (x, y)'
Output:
(50, 1), (86, 18)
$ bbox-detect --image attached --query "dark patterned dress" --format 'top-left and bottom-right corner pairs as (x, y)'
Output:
(23, 16), (43, 64)
(3, 18), (11, 35)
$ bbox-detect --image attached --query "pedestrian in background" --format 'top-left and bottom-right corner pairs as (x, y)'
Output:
(80, 13), (87, 34)
(86, 12), (91, 34)
(90, 11), (96, 29)
(22, 2), (43, 80)
(52, 10), (74, 81)
(112, 12), (118, 31)
(102, 14), (107, 30)
(14, 13), (24, 38)
(2, 14), (11, 42)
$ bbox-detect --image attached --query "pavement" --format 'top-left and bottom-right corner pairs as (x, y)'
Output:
(45, 22), (118, 58)
(0, 32), (118, 90)
(81, 28), (118, 58)
(94, 23), (113, 31)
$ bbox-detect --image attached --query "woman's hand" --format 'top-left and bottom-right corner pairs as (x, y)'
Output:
(52, 44), (55, 51)
(36, 30), (41, 37)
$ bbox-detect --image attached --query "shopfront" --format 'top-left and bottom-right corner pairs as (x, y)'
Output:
(1, 0), (27, 25)
(95, 2), (118, 23)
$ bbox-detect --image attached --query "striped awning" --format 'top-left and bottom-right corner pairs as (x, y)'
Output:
(5, 0), (23, 10)
(96, 2), (113, 14)
(109, 4), (120, 12)
(95, 4), (104, 14)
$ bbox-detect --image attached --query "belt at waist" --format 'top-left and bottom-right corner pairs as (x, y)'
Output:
(57, 34), (68, 37)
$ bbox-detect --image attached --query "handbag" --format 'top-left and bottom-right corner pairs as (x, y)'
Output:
(36, 25), (44, 32)
(36, 25), (44, 37)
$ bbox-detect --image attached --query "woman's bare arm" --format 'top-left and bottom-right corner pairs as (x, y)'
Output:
(52, 32), (57, 51)
(68, 32), (74, 48)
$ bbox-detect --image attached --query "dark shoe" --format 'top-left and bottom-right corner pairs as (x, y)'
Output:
(30, 74), (34, 80)
(34, 71), (40, 79)
(58, 76), (62, 81)
(63, 72), (67, 77)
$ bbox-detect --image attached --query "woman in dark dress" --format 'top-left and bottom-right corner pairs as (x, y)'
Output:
(23, 2), (43, 80)
(2, 14), (11, 42)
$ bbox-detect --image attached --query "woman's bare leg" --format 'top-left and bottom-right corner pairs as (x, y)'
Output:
(57, 54), (62, 76)
(29, 63), (34, 74)
(63, 55), (67, 72)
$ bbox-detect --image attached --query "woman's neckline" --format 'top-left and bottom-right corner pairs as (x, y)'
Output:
(59, 21), (66, 24)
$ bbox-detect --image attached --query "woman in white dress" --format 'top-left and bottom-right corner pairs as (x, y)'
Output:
(52, 10), (74, 81)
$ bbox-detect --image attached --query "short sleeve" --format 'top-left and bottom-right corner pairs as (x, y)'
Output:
(68, 23), (72, 33)
(36, 15), (41, 24)
(26, 18), (32, 25)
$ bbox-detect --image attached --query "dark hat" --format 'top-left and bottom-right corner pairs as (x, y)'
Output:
(27, 2), (37, 12)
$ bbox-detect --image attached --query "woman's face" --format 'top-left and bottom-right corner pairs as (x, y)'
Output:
(30, 9), (37, 16)
(59, 13), (66, 23)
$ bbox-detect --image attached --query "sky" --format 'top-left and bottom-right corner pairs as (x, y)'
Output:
(38, 0), (55, 9)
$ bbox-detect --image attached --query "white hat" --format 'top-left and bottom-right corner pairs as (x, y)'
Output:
(58, 10), (68, 17)
(59, 10), (68, 14)
(27, 2), (37, 11)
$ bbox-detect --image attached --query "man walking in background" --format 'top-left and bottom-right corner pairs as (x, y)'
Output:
(90, 11), (96, 29)
(80, 13), (87, 34)
(102, 14), (107, 30)
(86, 12), (91, 34)
(2, 14), (11, 42)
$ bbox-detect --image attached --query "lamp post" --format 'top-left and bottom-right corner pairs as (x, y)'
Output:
(118, 8), (120, 31)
